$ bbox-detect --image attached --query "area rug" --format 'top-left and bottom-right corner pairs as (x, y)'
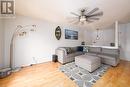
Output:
(59, 62), (111, 87)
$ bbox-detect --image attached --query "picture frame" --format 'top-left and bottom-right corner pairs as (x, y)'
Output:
(65, 29), (78, 40)
(55, 26), (61, 40)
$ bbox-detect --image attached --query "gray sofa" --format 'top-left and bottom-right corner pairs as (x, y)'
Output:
(86, 47), (120, 66)
(55, 47), (83, 64)
(55, 46), (120, 66)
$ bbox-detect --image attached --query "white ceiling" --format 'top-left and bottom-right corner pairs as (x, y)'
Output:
(15, 0), (130, 29)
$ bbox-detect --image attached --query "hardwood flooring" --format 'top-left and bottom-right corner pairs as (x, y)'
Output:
(0, 62), (78, 87)
(0, 60), (130, 87)
(93, 60), (130, 87)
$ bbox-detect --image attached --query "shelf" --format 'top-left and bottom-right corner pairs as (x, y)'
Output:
(84, 45), (119, 49)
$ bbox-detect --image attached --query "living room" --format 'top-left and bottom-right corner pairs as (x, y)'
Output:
(0, 0), (130, 87)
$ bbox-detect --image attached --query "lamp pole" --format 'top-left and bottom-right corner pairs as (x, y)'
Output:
(0, 25), (36, 78)
(10, 25), (36, 70)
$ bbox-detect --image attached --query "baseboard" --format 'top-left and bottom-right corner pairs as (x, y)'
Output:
(21, 60), (52, 68)
(120, 58), (130, 61)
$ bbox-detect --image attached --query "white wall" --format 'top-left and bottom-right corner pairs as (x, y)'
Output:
(119, 24), (127, 60)
(119, 23), (130, 61)
(125, 23), (130, 61)
(80, 23), (130, 61)
(83, 29), (93, 45)
(84, 28), (115, 46)
(92, 29), (115, 46)
(4, 15), (84, 68)
(2, 15), (130, 69)
(0, 19), (4, 69)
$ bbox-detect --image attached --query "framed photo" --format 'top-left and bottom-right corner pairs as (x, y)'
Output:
(65, 29), (78, 40)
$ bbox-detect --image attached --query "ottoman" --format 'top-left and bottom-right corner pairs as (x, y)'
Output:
(75, 55), (101, 72)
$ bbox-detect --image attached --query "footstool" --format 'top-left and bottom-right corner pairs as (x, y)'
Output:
(75, 55), (101, 72)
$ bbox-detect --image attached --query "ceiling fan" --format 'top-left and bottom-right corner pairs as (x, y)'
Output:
(69, 8), (103, 24)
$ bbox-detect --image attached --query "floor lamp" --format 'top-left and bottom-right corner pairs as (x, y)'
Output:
(0, 25), (36, 78)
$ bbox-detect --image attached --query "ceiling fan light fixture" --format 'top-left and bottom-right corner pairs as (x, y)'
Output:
(80, 16), (86, 22)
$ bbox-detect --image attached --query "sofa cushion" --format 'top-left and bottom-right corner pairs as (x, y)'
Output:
(63, 47), (72, 54)
(101, 48), (119, 56)
(75, 55), (101, 64)
(88, 47), (101, 54)
(66, 52), (83, 58)
(71, 47), (77, 53)
(77, 46), (83, 52)
(86, 53), (97, 56)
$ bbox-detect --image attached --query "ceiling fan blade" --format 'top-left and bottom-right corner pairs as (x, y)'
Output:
(87, 8), (99, 15)
(66, 17), (79, 23)
(88, 12), (103, 17)
(67, 17), (78, 20)
(79, 22), (82, 25)
(67, 17), (78, 21)
(87, 17), (100, 20)
(68, 20), (77, 23)
(81, 22), (84, 25)
(73, 21), (79, 25)
(86, 20), (93, 23)
(70, 12), (80, 16)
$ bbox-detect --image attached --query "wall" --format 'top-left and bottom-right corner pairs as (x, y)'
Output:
(4, 15), (84, 68)
(83, 29), (93, 45)
(125, 23), (130, 61)
(119, 23), (130, 61)
(91, 29), (115, 46)
(84, 28), (115, 46)
(82, 23), (130, 61)
(0, 19), (4, 69)
(118, 24), (127, 60)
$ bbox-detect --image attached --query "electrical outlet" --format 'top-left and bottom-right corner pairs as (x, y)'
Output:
(32, 57), (37, 64)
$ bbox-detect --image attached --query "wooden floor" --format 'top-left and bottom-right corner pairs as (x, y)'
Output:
(93, 60), (130, 87)
(0, 62), (78, 87)
(0, 60), (130, 87)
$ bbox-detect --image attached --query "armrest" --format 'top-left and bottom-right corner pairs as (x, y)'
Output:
(55, 48), (67, 64)
(55, 48), (67, 57)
